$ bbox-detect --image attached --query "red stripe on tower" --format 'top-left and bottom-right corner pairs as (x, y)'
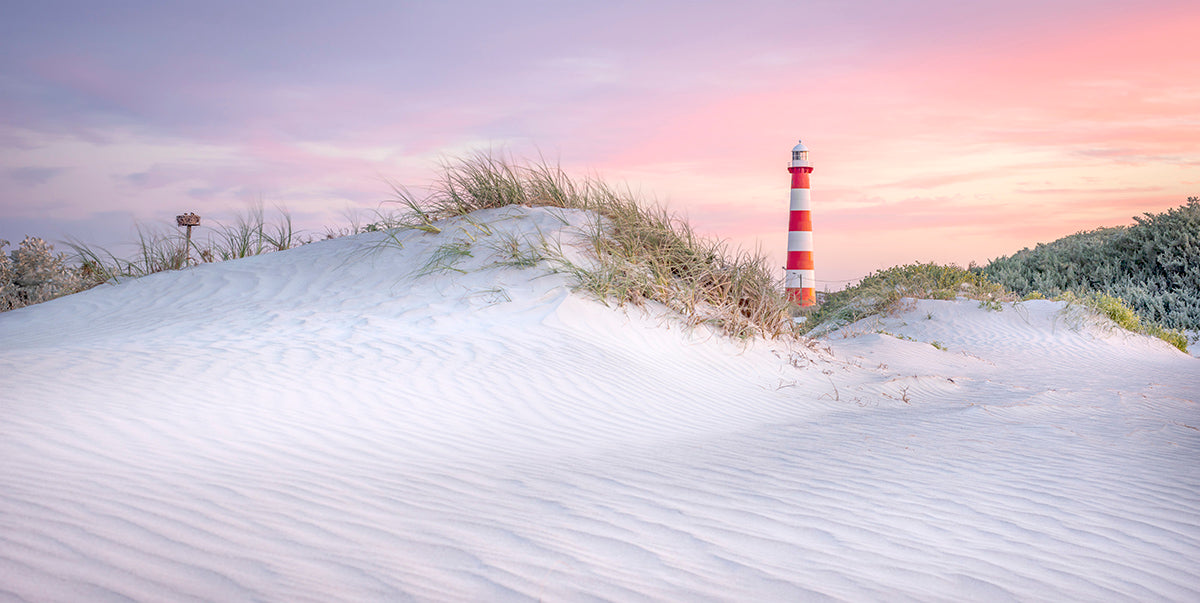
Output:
(786, 140), (816, 306)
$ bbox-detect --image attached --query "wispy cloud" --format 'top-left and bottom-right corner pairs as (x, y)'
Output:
(7, 166), (66, 186)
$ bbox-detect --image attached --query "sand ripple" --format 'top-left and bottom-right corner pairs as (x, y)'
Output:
(2, 208), (1198, 601)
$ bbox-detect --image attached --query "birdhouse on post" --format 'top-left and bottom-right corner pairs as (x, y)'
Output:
(176, 212), (200, 263)
(176, 212), (200, 227)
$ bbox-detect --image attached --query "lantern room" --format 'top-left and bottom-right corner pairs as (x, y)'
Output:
(790, 140), (811, 168)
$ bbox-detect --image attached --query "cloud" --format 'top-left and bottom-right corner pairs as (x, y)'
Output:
(7, 166), (66, 186)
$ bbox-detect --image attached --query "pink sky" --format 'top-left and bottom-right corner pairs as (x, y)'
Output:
(2, 1), (1197, 287)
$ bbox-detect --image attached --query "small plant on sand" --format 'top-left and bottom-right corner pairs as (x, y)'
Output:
(483, 230), (550, 269)
(417, 239), (474, 276)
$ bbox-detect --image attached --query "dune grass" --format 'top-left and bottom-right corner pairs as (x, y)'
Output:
(374, 153), (797, 339)
(67, 205), (303, 282)
(802, 262), (1015, 333)
(1060, 291), (1189, 353)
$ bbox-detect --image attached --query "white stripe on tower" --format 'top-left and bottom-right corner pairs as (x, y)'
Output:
(786, 140), (815, 307)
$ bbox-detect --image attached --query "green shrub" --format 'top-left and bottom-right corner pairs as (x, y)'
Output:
(1090, 293), (1141, 332)
(982, 197), (1200, 331)
(1146, 325), (1189, 352)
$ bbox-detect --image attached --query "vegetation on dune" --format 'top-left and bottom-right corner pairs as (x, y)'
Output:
(2, 204), (307, 311)
(980, 197), (1200, 332)
(801, 262), (1015, 332)
(1053, 291), (1189, 352)
(6, 153), (1194, 351)
(801, 262), (1188, 352)
(68, 204), (303, 283)
(797, 197), (1198, 353)
(376, 153), (797, 339)
(9, 155), (797, 339)
(0, 236), (97, 311)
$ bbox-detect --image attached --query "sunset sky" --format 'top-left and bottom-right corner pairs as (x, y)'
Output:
(2, 0), (1197, 287)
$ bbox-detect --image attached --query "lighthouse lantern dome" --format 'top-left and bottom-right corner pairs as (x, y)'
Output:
(790, 140), (811, 168)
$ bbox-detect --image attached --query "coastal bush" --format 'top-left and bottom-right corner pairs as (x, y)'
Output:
(1, 237), (98, 311)
(981, 197), (1200, 332)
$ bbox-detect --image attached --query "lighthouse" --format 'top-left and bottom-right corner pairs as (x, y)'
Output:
(786, 140), (816, 307)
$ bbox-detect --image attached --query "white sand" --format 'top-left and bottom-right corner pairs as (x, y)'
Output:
(2, 206), (1198, 601)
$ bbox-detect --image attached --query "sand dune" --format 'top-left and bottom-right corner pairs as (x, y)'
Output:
(2, 206), (1198, 601)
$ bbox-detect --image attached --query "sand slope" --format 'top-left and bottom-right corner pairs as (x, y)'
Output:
(2, 206), (1198, 601)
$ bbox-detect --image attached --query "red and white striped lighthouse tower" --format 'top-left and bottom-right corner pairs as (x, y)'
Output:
(786, 140), (816, 307)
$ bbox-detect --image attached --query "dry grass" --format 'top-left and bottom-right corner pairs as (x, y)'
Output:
(67, 205), (302, 281)
(376, 152), (798, 339)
